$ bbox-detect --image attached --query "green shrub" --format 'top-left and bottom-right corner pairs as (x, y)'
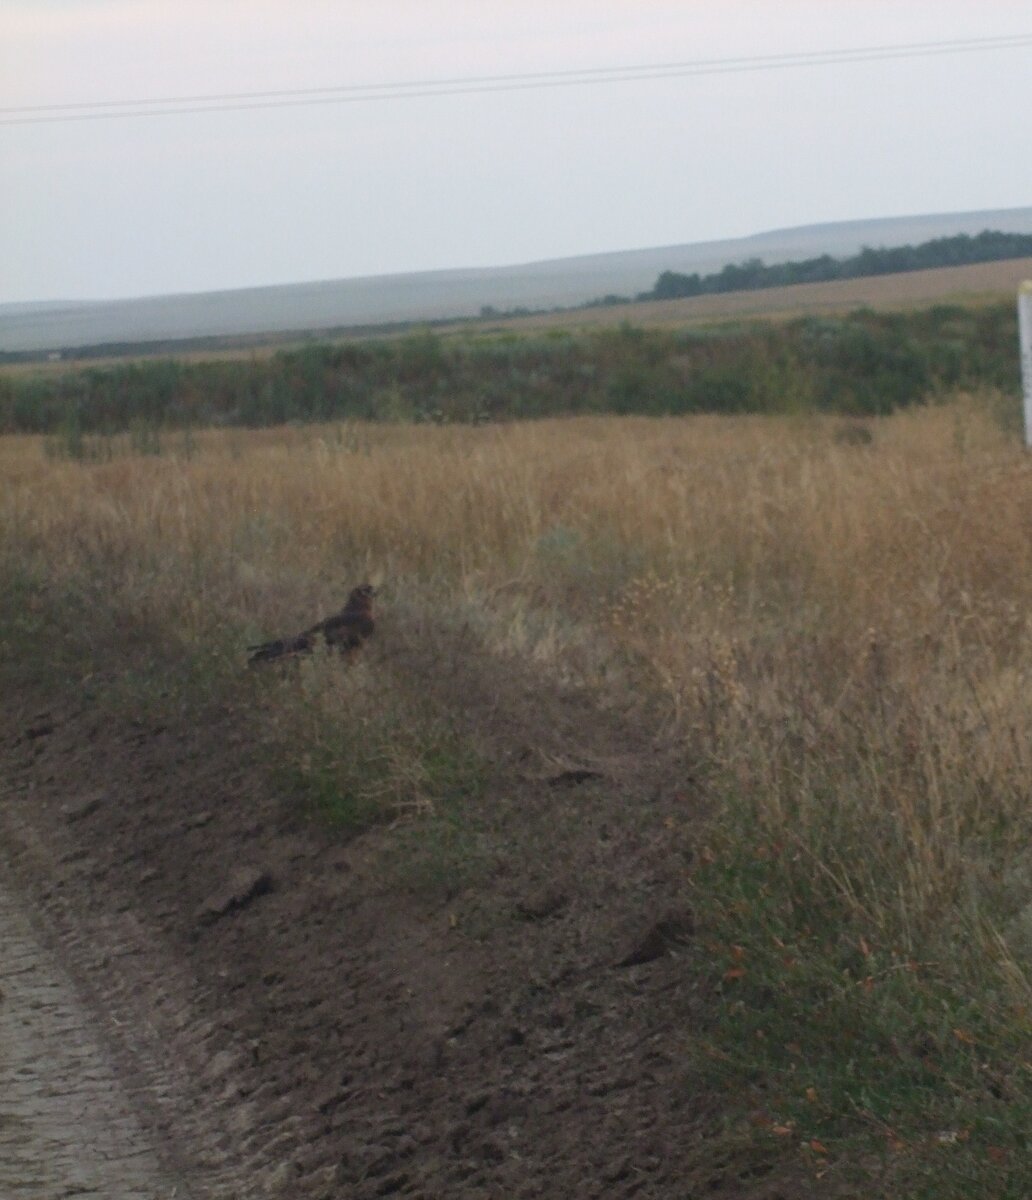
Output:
(1, 303), (1020, 435)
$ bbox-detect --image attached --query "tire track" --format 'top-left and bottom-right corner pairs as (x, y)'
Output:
(0, 881), (189, 1199)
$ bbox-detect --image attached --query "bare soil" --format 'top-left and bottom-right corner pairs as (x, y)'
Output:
(0, 875), (189, 1198)
(0, 631), (794, 1199)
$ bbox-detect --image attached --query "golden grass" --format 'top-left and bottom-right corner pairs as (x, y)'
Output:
(3, 399), (1032, 960)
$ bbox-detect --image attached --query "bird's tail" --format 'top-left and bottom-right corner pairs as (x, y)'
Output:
(247, 634), (312, 665)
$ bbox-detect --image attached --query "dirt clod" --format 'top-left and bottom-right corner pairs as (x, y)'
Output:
(196, 864), (274, 925)
(616, 909), (695, 967)
(516, 886), (568, 921)
(547, 768), (603, 787)
(62, 790), (106, 821)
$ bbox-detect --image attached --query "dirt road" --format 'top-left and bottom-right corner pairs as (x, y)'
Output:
(0, 876), (187, 1199)
(0, 647), (708, 1199)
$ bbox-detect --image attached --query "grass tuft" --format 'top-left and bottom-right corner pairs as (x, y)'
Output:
(262, 654), (486, 835)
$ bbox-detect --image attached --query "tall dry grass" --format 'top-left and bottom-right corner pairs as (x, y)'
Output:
(3, 398), (1032, 961)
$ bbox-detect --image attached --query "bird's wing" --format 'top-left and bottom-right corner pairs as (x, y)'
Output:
(320, 614), (369, 650)
(301, 611), (339, 637)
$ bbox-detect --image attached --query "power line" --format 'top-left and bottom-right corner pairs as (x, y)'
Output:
(6, 33), (1032, 113)
(3, 32), (1031, 126)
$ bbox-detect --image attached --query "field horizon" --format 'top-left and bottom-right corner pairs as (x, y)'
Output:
(3, 203), (1031, 357)
(0, 255), (1027, 380)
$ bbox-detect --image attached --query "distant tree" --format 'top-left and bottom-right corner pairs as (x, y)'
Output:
(639, 229), (1032, 302)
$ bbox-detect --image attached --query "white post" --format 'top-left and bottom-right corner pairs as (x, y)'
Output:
(1020, 282), (1032, 448)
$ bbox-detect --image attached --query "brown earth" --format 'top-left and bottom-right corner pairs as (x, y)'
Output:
(0, 617), (802, 1199)
(0, 875), (189, 1198)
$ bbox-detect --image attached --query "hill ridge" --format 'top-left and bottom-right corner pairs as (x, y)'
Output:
(3, 205), (1032, 352)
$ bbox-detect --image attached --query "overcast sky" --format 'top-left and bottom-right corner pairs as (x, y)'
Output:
(1, 1), (1030, 303)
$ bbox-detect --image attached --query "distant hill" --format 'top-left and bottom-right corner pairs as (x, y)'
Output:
(3, 206), (1032, 354)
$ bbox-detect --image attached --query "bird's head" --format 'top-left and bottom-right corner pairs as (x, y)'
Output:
(346, 583), (377, 609)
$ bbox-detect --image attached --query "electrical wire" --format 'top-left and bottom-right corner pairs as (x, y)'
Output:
(2, 32), (1031, 126)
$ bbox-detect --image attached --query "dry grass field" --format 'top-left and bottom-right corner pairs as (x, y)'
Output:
(3, 395), (1032, 1194)
(483, 255), (1032, 334)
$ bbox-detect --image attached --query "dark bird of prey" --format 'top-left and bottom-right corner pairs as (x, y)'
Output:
(247, 584), (376, 665)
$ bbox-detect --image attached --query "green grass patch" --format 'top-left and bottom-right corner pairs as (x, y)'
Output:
(263, 654), (487, 838)
(387, 789), (490, 900)
(0, 564), (112, 690)
(2, 303), (1022, 435)
(685, 819), (1032, 1197)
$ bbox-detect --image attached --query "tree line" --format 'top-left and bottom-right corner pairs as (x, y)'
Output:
(639, 229), (1032, 302)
